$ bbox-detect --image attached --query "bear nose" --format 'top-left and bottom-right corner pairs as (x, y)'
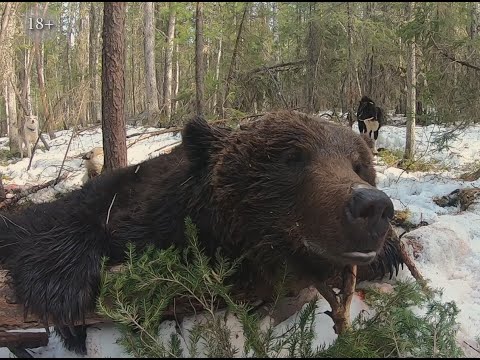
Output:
(346, 186), (394, 227)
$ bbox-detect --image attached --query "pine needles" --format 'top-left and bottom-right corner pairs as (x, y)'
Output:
(96, 217), (464, 358)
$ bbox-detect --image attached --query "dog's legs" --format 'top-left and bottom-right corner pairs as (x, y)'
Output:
(372, 130), (379, 154)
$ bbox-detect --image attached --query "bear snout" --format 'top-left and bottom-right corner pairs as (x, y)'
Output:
(347, 185), (394, 223)
(341, 184), (394, 263)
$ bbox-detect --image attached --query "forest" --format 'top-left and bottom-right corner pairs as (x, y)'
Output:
(1, 2), (479, 143)
(1, 2), (480, 358)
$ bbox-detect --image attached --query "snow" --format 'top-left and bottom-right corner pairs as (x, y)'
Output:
(1, 117), (480, 357)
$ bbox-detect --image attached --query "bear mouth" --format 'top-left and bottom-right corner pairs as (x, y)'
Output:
(340, 251), (377, 265)
(304, 239), (378, 266)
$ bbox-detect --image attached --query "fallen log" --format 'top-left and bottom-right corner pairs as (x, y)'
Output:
(0, 269), (108, 331)
(433, 187), (480, 211)
(0, 331), (48, 348)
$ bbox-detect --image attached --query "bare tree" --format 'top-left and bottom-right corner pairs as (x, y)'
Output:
(163, 3), (176, 124)
(305, 3), (319, 113)
(404, 2), (416, 160)
(223, 3), (249, 116)
(154, 2), (164, 107)
(143, 2), (159, 124)
(6, 72), (19, 154)
(173, 43), (180, 113)
(471, 2), (480, 39)
(213, 36), (222, 115)
(33, 3), (56, 139)
(0, 3), (16, 44)
(346, 2), (356, 127)
(195, 2), (205, 116)
(1, 3), (20, 152)
(102, 2), (127, 172)
(89, 2), (102, 124)
(22, 45), (34, 115)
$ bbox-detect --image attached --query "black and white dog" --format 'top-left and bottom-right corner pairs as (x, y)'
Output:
(356, 96), (384, 154)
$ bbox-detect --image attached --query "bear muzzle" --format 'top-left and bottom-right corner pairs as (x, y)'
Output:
(341, 183), (394, 265)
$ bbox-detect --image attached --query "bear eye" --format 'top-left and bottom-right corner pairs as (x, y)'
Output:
(353, 163), (362, 175)
(280, 148), (306, 167)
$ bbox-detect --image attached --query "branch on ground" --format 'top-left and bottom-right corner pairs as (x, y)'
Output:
(0, 175), (67, 211)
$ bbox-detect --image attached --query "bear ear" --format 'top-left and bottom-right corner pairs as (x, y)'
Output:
(182, 116), (226, 165)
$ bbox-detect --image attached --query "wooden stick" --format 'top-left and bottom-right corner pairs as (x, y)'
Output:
(398, 240), (427, 288)
(342, 265), (357, 328)
(8, 347), (34, 358)
(0, 175), (66, 210)
(316, 265), (357, 335)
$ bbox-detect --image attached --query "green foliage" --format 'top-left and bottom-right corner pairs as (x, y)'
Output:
(5, 2), (480, 130)
(318, 282), (463, 358)
(378, 148), (448, 172)
(0, 149), (19, 166)
(96, 217), (245, 357)
(378, 148), (404, 168)
(97, 217), (464, 358)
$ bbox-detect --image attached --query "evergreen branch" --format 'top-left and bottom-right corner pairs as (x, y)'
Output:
(96, 218), (463, 358)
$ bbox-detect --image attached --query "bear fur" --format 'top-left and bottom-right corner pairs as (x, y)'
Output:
(0, 111), (401, 354)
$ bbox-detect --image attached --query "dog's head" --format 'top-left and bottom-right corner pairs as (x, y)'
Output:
(82, 147), (104, 161)
(25, 116), (39, 132)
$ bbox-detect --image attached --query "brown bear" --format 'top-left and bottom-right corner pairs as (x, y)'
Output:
(0, 111), (400, 354)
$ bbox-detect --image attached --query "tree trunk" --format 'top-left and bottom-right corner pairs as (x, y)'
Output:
(0, 3), (15, 44)
(271, 2), (280, 62)
(6, 74), (20, 154)
(213, 36), (222, 115)
(22, 47), (33, 116)
(195, 2), (205, 117)
(143, 2), (160, 124)
(4, 16), (20, 155)
(368, 50), (374, 96)
(33, 3), (56, 139)
(155, 2), (164, 107)
(0, 116), (6, 137)
(471, 2), (480, 39)
(173, 43), (180, 113)
(346, 2), (356, 127)
(35, 42), (56, 139)
(130, 14), (137, 116)
(89, 2), (101, 124)
(78, 2), (90, 128)
(1, 3), (18, 139)
(404, 2), (416, 160)
(305, 4), (315, 113)
(163, 4), (176, 124)
(223, 3), (249, 116)
(102, 2), (127, 172)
